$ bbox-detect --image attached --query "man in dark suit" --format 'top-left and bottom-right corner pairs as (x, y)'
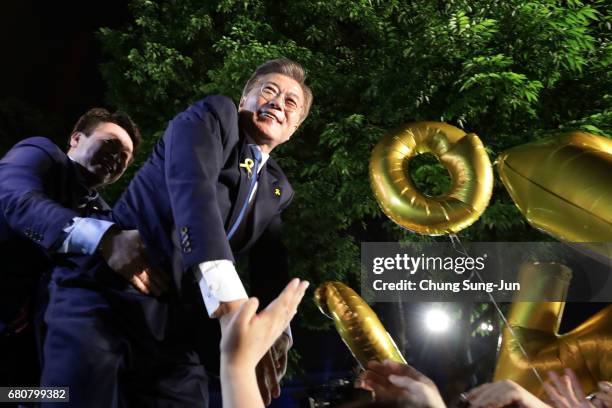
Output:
(40, 58), (313, 406)
(0, 108), (161, 386)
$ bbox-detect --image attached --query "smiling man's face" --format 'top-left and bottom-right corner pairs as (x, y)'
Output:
(68, 122), (134, 187)
(239, 73), (305, 153)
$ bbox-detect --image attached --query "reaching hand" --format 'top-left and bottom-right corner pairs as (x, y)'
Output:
(219, 278), (308, 373)
(544, 369), (598, 408)
(356, 359), (446, 408)
(467, 379), (550, 408)
(98, 227), (169, 296)
(256, 332), (291, 406)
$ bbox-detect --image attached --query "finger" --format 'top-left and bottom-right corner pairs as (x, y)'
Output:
(595, 393), (612, 405)
(361, 369), (390, 386)
(560, 374), (578, 402)
(366, 360), (394, 377)
(367, 360), (385, 371)
(280, 280), (308, 318)
(281, 279), (308, 309)
(388, 374), (417, 390)
(595, 392), (612, 406)
(362, 372), (408, 401)
(134, 268), (159, 296)
(543, 381), (564, 405)
(548, 370), (565, 393)
(360, 377), (395, 400)
(565, 368), (586, 401)
(256, 360), (272, 406)
(593, 398), (608, 408)
(468, 383), (503, 407)
(130, 275), (151, 295)
(238, 298), (260, 326)
(598, 381), (612, 392)
(263, 280), (304, 332)
(466, 382), (498, 401)
(361, 370), (397, 396)
(277, 351), (288, 377)
(263, 355), (277, 404)
(383, 359), (425, 381)
(137, 269), (163, 296)
(265, 350), (281, 399)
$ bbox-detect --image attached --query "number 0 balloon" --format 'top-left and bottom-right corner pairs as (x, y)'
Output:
(369, 122), (493, 235)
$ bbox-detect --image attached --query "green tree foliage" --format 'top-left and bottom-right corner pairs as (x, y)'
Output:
(99, 0), (611, 332)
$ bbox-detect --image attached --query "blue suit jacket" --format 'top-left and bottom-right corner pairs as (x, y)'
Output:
(0, 137), (109, 331)
(51, 96), (294, 340)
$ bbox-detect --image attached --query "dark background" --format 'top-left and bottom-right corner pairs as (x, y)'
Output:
(0, 1), (129, 153)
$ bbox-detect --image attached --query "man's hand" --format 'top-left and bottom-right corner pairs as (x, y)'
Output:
(544, 369), (598, 408)
(98, 227), (168, 296)
(356, 359), (446, 408)
(467, 379), (550, 408)
(256, 332), (291, 405)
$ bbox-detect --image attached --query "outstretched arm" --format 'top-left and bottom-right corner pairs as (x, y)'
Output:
(219, 278), (309, 408)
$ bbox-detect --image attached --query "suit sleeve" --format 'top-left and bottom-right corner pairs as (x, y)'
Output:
(0, 139), (78, 250)
(164, 97), (237, 270)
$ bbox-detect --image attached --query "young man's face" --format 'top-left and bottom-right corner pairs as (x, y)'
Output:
(68, 122), (134, 187)
(239, 73), (305, 153)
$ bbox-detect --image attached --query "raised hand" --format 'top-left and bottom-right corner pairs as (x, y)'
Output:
(357, 359), (446, 408)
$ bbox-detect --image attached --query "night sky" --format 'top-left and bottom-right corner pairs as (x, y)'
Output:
(0, 1), (129, 151)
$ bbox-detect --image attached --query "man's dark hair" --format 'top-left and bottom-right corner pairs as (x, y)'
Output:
(242, 58), (313, 124)
(70, 108), (141, 153)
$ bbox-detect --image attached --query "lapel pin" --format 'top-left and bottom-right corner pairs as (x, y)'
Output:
(274, 188), (281, 196)
(240, 158), (255, 178)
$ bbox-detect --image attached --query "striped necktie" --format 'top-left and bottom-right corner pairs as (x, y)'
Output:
(227, 145), (262, 240)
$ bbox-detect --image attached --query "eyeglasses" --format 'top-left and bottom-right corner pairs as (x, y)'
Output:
(259, 83), (302, 114)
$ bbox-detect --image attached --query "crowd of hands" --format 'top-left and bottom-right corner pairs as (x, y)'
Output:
(219, 279), (612, 408)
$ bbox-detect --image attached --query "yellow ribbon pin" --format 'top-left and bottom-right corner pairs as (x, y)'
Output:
(274, 188), (281, 196)
(240, 158), (255, 178)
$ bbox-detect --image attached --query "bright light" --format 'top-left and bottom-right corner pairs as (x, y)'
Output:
(480, 322), (494, 332)
(424, 309), (450, 333)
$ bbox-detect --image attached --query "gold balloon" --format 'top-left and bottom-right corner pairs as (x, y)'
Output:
(497, 132), (612, 257)
(494, 262), (612, 397)
(314, 281), (406, 368)
(369, 122), (494, 235)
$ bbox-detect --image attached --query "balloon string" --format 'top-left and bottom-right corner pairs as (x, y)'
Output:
(448, 234), (546, 387)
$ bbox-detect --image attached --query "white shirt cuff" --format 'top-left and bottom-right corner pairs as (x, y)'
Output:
(57, 217), (114, 255)
(195, 260), (248, 317)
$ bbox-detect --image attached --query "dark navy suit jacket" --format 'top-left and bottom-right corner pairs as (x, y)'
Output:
(51, 96), (294, 342)
(0, 137), (109, 331)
